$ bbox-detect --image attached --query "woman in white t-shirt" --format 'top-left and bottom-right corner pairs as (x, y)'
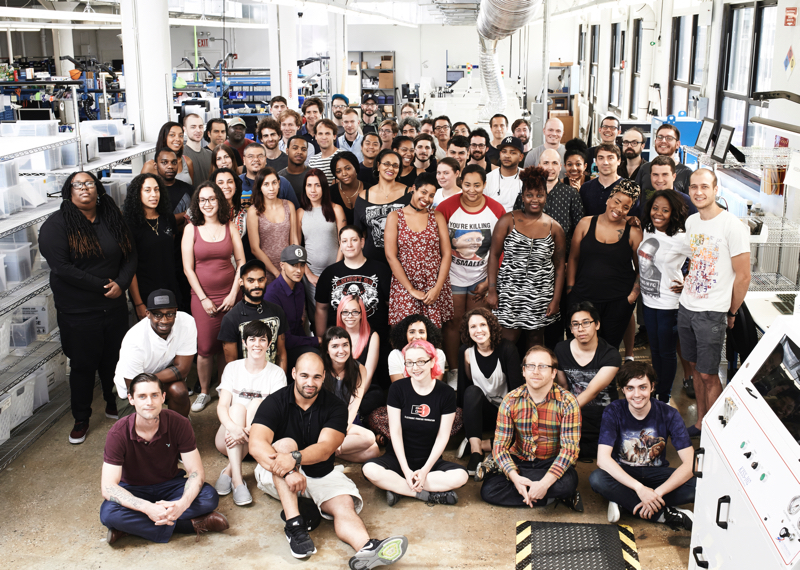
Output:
(638, 190), (689, 403)
(214, 320), (287, 506)
(432, 157), (462, 207)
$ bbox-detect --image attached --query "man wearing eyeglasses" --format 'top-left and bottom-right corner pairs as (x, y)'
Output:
(635, 124), (693, 195)
(329, 94), (348, 137)
(588, 116), (621, 172)
(433, 116), (452, 160)
(619, 127), (647, 181)
(554, 301), (622, 459)
(240, 144), (300, 207)
(114, 289), (197, 419)
(466, 128), (495, 172)
(479, 345), (583, 512)
(360, 94), (382, 136)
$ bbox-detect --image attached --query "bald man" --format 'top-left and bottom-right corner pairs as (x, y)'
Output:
(524, 118), (566, 177)
(540, 149), (583, 255)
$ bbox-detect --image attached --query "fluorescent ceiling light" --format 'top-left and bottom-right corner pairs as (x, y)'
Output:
(168, 18), (266, 29)
(0, 7), (122, 23)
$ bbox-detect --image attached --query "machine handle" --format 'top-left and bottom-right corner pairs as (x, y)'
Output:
(745, 386), (758, 399)
(693, 546), (709, 569)
(693, 447), (705, 478)
(716, 495), (731, 529)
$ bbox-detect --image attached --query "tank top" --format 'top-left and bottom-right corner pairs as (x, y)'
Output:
(176, 155), (192, 186)
(302, 206), (339, 276)
(573, 216), (635, 302)
(467, 346), (508, 405)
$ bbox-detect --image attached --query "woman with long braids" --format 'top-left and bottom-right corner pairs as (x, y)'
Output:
(123, 173), (181, 321)
(141, 121), (195, 185)
(40, 171), (137, 445)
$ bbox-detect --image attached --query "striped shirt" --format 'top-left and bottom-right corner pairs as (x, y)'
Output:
(493, 383), (581, 480)
(307, 149), (341, 185)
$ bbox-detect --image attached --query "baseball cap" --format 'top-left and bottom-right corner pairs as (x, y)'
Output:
(332, 94), (349, 105)
(227, 117), (246, 129)
(362, 93), (378, 105)
(146, 289), (178, 311)
(281, 245), (308, 264)
(497, 136), (524, 153)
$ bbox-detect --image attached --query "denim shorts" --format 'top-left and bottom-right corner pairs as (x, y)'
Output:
(677, 304), (727, 375)
(451, 280), (483, 295)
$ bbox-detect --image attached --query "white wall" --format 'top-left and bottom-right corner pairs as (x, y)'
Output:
(169, 26), (270, 70)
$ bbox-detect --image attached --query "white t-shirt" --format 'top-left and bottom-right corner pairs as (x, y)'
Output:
(433, 187), (461, 208)
(114, 312), (197, 398)
(679, 210), (750, 313)
(637, 229), (688, 310)
(216, 359), (287, 407)
(484, 167), (522, 213)
(436, 194), (506, 287)
(388, 348), (447, 376)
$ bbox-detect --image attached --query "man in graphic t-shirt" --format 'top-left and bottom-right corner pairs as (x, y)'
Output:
(590, 360), (695, 530)
(555, 302), (621, 458)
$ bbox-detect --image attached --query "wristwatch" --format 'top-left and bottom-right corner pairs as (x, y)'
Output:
(291, 451), (302, 468)
(727, 310), (736, 318)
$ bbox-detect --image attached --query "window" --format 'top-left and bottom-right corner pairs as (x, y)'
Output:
(630, 19), (643, 118)
(669, 15), (703, 116)
(609, 23), (625, 110)
(718, 2), (777, 147)
(590, 25), (600, 103)
(578, 25), (587, 95)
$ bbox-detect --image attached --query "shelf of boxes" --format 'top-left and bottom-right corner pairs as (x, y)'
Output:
(0, 135), (78, 161)
(49, 141), (156, 175)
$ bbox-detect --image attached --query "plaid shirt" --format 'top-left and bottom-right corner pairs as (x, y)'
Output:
(493, 383), (581, 480)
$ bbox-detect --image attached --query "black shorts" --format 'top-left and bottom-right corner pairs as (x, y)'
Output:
(364, 452), (467, 475)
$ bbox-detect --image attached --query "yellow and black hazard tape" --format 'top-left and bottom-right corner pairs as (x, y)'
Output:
(515, 520), (533, 570)
(618, 524), (641, 570)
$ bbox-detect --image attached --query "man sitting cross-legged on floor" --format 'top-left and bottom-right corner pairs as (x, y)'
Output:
(100, 373), (229, 544)
(479, 345), (584, 512)
(249, 351), (408, 568)
(589, 360), (695, 530)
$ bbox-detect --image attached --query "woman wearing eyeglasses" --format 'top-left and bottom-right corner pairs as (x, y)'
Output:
(455, 307), (523, 477)
(363, 339), (468, 507)
(40, 171), (137, 444)
(336, 295), (379, 387)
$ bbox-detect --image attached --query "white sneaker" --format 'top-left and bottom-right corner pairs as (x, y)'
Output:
(191, 393), (211, 413)
(456, 437), (468, 459)
(607, 501), (621, 523)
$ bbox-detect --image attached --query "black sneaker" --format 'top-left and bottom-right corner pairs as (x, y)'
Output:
(683, 377), (696, 399)
(285, 517), (316, 559)
(662, 506), (693, 531)
(386, 490), (400, 507)
(466, 452), (483, 476)
(426, 491), (458, 506)
(560, 489), (584, 512)
(349, 536), (408, 569)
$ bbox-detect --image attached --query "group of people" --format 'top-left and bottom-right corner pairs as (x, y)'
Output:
(38, 99), (751, 566)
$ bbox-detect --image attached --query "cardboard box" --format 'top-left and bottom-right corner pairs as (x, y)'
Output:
(350, 61), (357, 70)
(360, 62), (367, 69)
(383, 105), (393, 114)
(378, 71), (394, 89)
(20, 292), (56, 335)
(380, 55), (394, 69)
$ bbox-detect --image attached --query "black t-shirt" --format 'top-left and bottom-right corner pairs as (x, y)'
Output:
(353, 190), (412, 265)
(218, 300), (288, 361)
(330, 184), (356, 226)
(358, 162), (378, 190)
(266, 153), (289, 172)
(128, 214), (181, 307)
(166, 179), (194, 214)
(278, 167), (310, 200)
(315, 259), (391, 335)
(387, 378), (457, 463)
(253, 385), (348, 478)
(555, 338), (622, 407)
(397, 170), (417, 188)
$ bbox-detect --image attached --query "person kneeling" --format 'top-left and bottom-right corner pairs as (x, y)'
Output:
(589, 361), (695, 530)
(480, 346), (583, 511)
(100, 374), (228, 544)
(249, 352), (408, 568)
(363, 340), (468, 506)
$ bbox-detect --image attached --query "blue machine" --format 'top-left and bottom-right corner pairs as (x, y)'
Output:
(651, 113), (703, 167)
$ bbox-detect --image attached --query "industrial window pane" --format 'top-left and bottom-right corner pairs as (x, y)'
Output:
(672, 85), (688, 115)
(634, 20), (643, 73)
(755, 6), (777, 92)
(611, 73), (620, 107)
(592, 26), (600, 64)
(726, 7), (755, 94)
(692, 24), (707, 85)
(721, 97), (747, 145)
(747, 105), (769, 147)
(674, 16), (692, 83)
(631, 76), (640, 115)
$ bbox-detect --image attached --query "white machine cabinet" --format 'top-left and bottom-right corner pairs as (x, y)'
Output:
(690, 316), (800, 569)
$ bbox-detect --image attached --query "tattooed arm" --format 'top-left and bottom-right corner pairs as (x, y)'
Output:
(155, 449), (206, 523)
(101, 462), (171, 525)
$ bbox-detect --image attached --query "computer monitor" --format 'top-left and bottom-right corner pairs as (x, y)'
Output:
(17, 108), (53, 121)
(446, 70), (464, 86)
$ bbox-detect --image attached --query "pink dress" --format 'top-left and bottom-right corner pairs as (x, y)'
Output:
(388, 209), (454, 327)
(257, 200), (291, 285)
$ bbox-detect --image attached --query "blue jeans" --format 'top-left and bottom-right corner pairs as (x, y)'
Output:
(642, 305), (678, 402)
(589, 465), (696, 520)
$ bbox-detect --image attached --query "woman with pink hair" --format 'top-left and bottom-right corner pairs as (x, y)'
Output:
(362, 339), (468, 507)
(336, 294), (379, 396)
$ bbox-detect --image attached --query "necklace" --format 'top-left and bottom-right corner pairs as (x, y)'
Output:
(244, 299), (264, 314)
(409, 203), (426, 212)
(145, 217), (159, 235)
(341, 182), (361, 207)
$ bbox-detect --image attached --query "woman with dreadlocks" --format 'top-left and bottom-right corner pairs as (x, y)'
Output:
(40, 171), (137, 445)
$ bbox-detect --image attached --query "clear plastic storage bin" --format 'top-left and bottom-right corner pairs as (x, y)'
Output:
(19, 148), (62, 172)
(13, 179), (46, 209)
(0, 120), (59, 137)
(0, 185), (23, 218)
(0, 393), (12, 443)
(0, 241), (31, 283)
(45, 351), (67, 396)
(10, 313), (36, 347)
(0, 158), (18, 189)
(9, 374), (35, 428)
(61, 141), (80, 167)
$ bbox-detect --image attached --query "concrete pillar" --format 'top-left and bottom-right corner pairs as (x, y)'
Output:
(327, 13), (347, 102)
(121, 0), (172, 142)
(267, 6), (299, 110)
(655, 0), (675, 118)
(53, 31), (75, 76)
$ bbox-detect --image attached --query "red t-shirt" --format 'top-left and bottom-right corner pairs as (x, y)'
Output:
(225, 139), (253, 163)
(103, 409), (196, 486)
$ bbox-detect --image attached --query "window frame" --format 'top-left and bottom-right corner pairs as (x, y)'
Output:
(669, 14), (703, 116)
(590, 24), (600, 104)
(629, 19), (643, 119)
(578, 24), (587, 96)
(609, 23), (625, 111)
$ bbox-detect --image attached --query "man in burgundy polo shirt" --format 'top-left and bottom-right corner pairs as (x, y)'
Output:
(100, 374), (229, 544)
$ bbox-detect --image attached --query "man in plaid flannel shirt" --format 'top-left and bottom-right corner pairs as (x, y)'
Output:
(479, 345), (584, 511)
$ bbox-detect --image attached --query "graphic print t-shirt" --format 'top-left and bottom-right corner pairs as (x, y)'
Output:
(555, 338), (622, 407)
(315, 259), (391, 333)
(353, 192), (412, 264)
(436, 194), (506, 287)
(679, 210), (750, 313)
(637, 229), (688, 310)
(598, 398), (692, 467)
(387, 377), (457, 462)
(218, 301), (288, 361)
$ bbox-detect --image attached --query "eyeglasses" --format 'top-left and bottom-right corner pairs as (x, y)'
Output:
(404, 358), (432, 369)
(71, 181), (96, 190)
(244, 154), (265, 160)
(655, 135), (677, 142)
(570, 319), (596, 330)
(150, 311), (177, 321)
(523, 363), (553, 372)
(363, 103), (377, 108)
(199, 197), (218, 205)
(340, 310), (361, 317)
(380, 162), (400, 169)
(379, 129), (394, 135)
(434, 126), (450, 132)
(600, 125), (619, 131)
(332, 104), (347, 110)
(622, 141), (642, 147)
(469, 144), (487, 149)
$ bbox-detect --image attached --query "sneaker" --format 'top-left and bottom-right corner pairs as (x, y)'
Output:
(187, 383), (194, 397)
(683, 377), (696, 399)
(348, 536), (409, 570)
(215, 467), (232, 496)
(285, 517), (316, 559)
(426, 491), (458, 506)
(105, 403), (118, 420)
(474, 455), (500, 482)
(456, 437), (468, 459)
(662, 506), (693, 531)
(686, 425), (702, 438)
(560, 489), (584, 512)
(232, 483), (252, 506)
(106, 527), (129, 545)
(467, 452), (483, 476)
(69, 421), (89, 444)
(386, 490), (401, 507)
(607, 501), (621, 523)
(191, 393), (211, 413)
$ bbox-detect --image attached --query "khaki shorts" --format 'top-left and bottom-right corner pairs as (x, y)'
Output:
(255, 464), (363, 520)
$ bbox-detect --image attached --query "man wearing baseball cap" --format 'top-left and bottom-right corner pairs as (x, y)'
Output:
(264, 246), (321, 370)
(225, 116), (254, 164)
(484, 136), (525, 212)
(360, 94), (382, 136)
(330, 94), (348, 137)
(113, 289), (198, 419)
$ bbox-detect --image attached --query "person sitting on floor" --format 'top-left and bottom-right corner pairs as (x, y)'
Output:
(362, 339), (469, 507)
(479, 345), (583, 512)
(100, 373), (229, 545)
(113, 289), (196, 419)
(589, 360), (695, 530)
(214, 320), (287, 507)
(248, 352), (409, 568)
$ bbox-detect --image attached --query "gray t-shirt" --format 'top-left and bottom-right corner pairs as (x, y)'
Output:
(278, 167), (310, 198)
(266, 152), (289, 172)
(183, 145), (212, 186)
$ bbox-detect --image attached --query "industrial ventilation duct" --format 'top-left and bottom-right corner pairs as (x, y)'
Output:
(477, 0), (540, 120)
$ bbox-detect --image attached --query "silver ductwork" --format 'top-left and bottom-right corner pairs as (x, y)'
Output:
(476, 0), (541, 120)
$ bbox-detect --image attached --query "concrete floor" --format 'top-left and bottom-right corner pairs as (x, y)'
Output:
(0, 349), (696, 570)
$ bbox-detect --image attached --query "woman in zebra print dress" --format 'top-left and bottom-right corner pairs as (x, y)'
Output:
(487, 166), (566, 350)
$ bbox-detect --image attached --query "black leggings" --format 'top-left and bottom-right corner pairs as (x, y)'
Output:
(463, 385), (500, 441)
